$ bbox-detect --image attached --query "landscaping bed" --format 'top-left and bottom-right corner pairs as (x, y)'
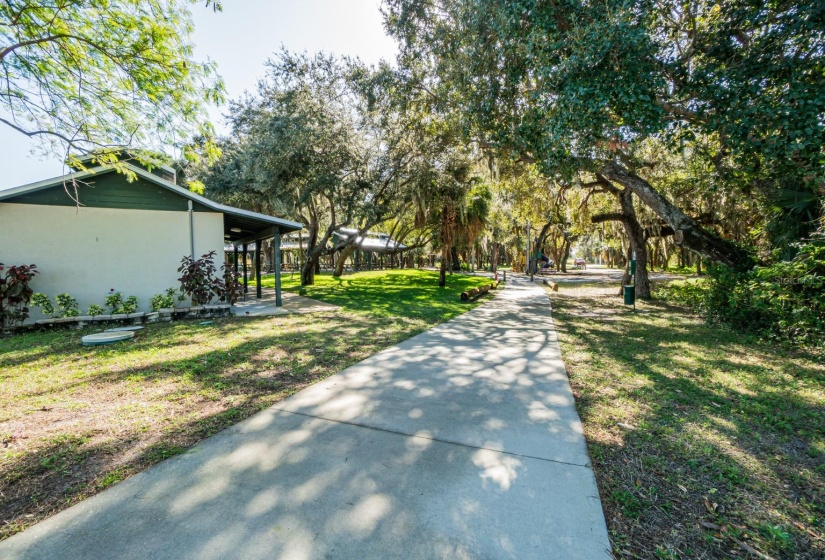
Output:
(0, 270), (493, 540)
(547, 283), (825, 559)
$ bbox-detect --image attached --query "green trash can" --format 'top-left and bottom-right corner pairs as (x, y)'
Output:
(624, 285), (636, 305)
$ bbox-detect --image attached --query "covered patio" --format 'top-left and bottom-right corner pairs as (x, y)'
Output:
(222, 210), (302, 307)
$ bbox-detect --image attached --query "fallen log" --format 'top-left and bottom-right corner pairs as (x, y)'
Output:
(461, 283), (493, 301)
(541, 280), (559, 291)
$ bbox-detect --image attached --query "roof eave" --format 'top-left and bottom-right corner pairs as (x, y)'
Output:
(0, 163), (303, 234)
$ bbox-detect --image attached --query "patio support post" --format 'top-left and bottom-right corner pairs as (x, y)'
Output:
(274, 227), (282, 307)
(242, 243), (248, 297)
(255, 241), (262, 298)
(233, 245), (238, 275)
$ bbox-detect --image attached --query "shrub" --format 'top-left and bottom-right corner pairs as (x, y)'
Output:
(654, 279), (709, 312)
(54, 294), (80, 317)
(218, 265), (243, 305)
(177, 253), (244, 307)
(658, 243), (825, 346)
(104, 290), (122, 313)
(0, 263), (39, 332)
(105, 290), (140, 314)
(87, 304), (105, 316)
(150, 287), (182, 311)
(121, 296), (139, 314)
(30, 292), (56, 317)
(31, 293), (82, 318)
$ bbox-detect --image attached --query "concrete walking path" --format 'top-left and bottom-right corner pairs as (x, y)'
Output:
(0, 277), (611, 559)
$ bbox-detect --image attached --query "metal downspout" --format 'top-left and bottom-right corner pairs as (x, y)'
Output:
(188, 200), (195, 258)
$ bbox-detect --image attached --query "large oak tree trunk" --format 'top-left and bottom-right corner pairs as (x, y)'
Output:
(301, 259), (315, 285)
(601, 163), (751, 270)
(618, 189), (651, 299)
(301, 223), (319, 286)
(591, 191), (652, 298)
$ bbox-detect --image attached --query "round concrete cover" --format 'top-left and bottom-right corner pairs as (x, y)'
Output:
(81, 331), (135, 346)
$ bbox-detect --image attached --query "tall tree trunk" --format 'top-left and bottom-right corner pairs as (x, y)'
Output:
(618, 189), (651, 299)
(601, 163), (751, 270)
(651, 241), (659, 272)
(491, 243), (500, 273)
(451, 246), (460, 272)
(298, 229), (304, 271)
(301, 257), (315, 285)
(439, 203), (456, 287)
(333, 245), (354, 277)
(591, 190), (652, 298)
(560, 240), (570, 272)
(301, 224), (319, 286)
(439, 248), (448, 287)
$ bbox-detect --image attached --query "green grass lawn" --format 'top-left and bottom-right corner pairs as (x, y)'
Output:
(262, 268), (492, 321)
(547, 283), (824, 559)
(0, 269), (492, 541)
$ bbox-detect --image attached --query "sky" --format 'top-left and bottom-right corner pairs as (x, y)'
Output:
(0, 0), (398, 190)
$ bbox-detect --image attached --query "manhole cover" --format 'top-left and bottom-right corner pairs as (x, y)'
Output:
(82, 331), (135, 346)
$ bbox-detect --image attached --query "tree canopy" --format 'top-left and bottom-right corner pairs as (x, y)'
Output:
(383, 0), (825, 264)
(0, 0), (224, 166)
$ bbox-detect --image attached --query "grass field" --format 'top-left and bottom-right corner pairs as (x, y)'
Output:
(262, 268), (490, 320)
(0, 269), (492, 541)
(547, 283), (825, 559)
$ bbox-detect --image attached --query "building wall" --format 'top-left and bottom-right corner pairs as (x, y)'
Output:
(0, 203), (224, 321)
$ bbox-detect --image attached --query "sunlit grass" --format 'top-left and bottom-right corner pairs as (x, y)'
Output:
(547, 283), (825, 559)
(262, 268), (493, 321)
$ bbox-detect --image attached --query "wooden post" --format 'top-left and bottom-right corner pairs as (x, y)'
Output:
(233, 245), (238, 276)
(242, 243), (248, 297)
(274, 228), (282, 307)
(255, 241), (262, 299)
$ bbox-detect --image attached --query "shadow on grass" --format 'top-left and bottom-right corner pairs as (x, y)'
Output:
(0, 397), (277, 540)
(0, 310), (427, 539)
(550, 290), (825, 559)
(0, 280), (608, 559)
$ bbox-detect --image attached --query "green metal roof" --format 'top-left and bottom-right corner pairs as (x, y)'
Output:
(0, 164), (303, 241)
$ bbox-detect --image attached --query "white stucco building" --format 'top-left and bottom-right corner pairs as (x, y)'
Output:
(0, 160), (301, 321)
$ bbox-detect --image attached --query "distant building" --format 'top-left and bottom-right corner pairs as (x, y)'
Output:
(332, 228), (407, 255)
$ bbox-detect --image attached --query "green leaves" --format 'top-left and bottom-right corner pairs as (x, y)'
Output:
(385, 0), (824, 253)
(0, 0), (224, 158)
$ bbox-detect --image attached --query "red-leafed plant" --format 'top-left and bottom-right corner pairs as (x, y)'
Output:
(178, 251), (222, 306)
(178, 252), (244, 307)
(0, 263), (38, 332)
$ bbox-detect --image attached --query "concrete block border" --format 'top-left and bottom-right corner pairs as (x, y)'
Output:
(26, 304), (232, 333)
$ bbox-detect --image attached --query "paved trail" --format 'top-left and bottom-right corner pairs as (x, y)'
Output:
(0, 278), (611, 559)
